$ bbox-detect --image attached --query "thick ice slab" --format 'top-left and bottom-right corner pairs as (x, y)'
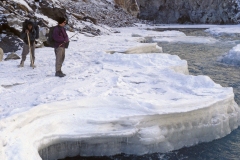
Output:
(0, 26), (239, 160)
(221, 44), (240, 66)
(153, 36), (217, 44)
(205, 25), (240, 36)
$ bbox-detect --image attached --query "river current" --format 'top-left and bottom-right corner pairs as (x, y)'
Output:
(61, 28), (240, 160)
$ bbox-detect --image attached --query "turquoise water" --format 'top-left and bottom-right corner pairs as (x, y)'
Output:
(61, 29), (240, 160)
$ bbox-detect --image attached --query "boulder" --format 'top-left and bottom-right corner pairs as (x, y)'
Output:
(114, 0), (140, 17)
(0, 35), (23, 53)
(4, 52), (20, 61)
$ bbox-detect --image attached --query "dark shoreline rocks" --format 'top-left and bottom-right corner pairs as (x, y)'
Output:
(136, 0), (240, 24)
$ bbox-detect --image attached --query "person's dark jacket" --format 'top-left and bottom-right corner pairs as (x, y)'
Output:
(52, 26), (69, 48)
(20, 25), (36, 46)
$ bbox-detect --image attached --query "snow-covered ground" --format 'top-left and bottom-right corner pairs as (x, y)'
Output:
(0, 25), (240, 160)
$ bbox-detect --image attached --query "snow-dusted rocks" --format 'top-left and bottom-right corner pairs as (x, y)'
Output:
(114, 0), (139, 17)
(0, 34), (23, 53)
(0, 0), (143, 53)
(0, 26), (239, 160)
(0, 0), (140, 34)
(137, 0), (240, 24)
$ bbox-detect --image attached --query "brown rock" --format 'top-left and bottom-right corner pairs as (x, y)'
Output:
(114, 0), (140, 17)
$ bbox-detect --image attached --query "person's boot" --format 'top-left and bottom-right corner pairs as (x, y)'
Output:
(60, 70), (66, 76)
(18, 61), (24, 67)
(30, 63), (36, 68)
(55, 71), (65, 77)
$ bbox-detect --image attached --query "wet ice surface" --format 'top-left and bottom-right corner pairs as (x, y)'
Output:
(158, 29), (240, 104)
(152, 28), (240, 160)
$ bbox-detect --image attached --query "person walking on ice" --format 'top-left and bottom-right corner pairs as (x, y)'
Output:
(53, 17), (69, 77)
(18, 20), (36, 68)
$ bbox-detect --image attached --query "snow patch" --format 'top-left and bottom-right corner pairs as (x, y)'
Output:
(12, 0), (33, 12)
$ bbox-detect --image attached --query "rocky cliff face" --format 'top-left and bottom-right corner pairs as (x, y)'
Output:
(136, 0), (240, 24)
(114, 0), (139, 17)
(0, 0), (141, 52)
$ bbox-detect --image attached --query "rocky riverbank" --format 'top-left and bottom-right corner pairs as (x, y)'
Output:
(137, 0), (240, 24)
(0, 0), (142, 53)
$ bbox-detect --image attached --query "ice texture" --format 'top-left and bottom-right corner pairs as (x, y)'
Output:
(0, 26), (240, 160)
(221, 44), (240, 66)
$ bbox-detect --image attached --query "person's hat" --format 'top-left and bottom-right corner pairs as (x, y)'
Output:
(57, 17), (66, 24)
(27, 20), (34, 25)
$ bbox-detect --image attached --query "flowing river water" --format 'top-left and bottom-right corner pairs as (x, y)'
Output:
(61, 28), (240, 160)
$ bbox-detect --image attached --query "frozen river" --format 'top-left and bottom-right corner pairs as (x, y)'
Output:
(61, 28), (240, 160)
(155, 29), (240, 160)
(1, 24), (238, 160)
(159, 28), (240, 105)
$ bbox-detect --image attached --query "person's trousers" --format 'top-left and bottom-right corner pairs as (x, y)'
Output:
(54, 47), (65, 72)
(21, 43), (35, 63)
